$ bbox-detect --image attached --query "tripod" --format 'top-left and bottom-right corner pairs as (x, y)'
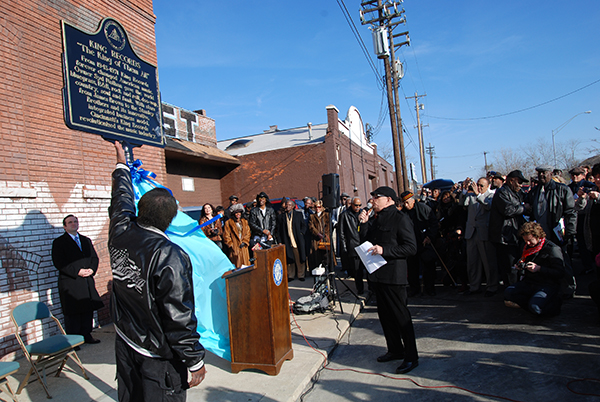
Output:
(324, 210), (360, 314)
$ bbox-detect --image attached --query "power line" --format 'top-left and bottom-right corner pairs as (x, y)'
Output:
(336, 0), (385, 89)
(436, 152), (481, 159)
(426, 78), (600, 121)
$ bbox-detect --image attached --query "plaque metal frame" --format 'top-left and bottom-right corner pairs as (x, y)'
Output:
(62, 17), (164, 148)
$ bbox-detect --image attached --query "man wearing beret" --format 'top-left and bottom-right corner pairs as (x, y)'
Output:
(359, 186), (418, 374)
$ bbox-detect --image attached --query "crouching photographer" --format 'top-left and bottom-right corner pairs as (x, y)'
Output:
(504, 222), (565, 316)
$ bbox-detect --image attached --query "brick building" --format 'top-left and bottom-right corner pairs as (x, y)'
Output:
(217, 105), (395, 205)
(162, 103), (239, 209)
(0, 0), (168, 359)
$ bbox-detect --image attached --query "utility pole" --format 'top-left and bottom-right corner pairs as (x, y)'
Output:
(407, 91), (427, 183)
(360, 0), (410, 193)
(426, 143), (435, 180)
(483, 151), (489, 172)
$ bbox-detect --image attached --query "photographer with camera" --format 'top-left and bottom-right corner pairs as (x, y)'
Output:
(503, 222), (565, 316)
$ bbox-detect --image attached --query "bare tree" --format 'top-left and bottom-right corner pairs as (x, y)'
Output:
(490, 147), (529, 177)
(491, 137), (588, 180)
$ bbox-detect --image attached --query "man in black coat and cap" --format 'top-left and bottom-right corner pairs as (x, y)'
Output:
(489, 170), (530, 286)
(359, 186), (418, 374)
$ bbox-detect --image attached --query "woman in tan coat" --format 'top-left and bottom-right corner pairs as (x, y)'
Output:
(223, 203), (251, 268)
(308, 200), (331, 270)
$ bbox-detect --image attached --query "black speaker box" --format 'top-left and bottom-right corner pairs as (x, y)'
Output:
(322, 173), (340, 209)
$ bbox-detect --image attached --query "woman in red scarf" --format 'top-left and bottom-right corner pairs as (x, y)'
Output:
(504, 222), (565, 316)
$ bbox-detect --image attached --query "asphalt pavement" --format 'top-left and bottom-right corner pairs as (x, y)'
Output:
(301, 265), (600, 402)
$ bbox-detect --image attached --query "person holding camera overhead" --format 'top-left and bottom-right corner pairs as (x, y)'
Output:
(504, 222), (565, 316)
(199, 203), (223, 250)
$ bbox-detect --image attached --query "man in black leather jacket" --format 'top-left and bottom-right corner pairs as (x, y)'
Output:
(109, 142), (205, 401)
(359, 186), (418, 375)
(248, 191), (277, 247)
(400, 191), (439, 296)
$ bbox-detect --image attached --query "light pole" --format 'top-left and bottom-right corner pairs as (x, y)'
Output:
(552, 111), (591, 167)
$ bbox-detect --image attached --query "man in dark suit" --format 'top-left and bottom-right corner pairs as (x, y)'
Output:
(277, 198), (307, 281)
(359, 186), (418, 374)
(51, 214), (103, 344)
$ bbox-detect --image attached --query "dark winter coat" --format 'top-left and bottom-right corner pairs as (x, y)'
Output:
(52, 232), (103, 315)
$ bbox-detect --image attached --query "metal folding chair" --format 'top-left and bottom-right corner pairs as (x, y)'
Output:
(0, 361), (20, 401)
(11, 301), (88, 399)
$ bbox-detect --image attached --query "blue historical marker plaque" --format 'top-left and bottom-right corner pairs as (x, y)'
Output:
(62, 18), (164, 147)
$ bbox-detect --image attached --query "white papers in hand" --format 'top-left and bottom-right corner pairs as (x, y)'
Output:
(354, 241), (387, 274)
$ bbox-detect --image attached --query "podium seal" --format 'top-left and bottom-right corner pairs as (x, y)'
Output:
(273, 258), (283, 286)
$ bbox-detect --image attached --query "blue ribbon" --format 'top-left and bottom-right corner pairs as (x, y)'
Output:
(169, 213), (224, 237)
(128, 159), (172, 201)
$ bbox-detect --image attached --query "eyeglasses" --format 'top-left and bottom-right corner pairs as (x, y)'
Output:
(477, 183), (485, 187)
(373, 194), (387, 199)
(353, 204), (362, 207)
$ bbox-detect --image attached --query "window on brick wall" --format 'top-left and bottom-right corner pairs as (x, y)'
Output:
(182, 177), (195, 192)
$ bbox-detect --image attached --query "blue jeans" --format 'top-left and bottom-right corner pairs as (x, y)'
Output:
(504, 281), (562, 316)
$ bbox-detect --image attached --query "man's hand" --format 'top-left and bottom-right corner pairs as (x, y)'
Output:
(525, 262), (540, 273)
(114, 142), (127, 165)
(423, 236), (431, 246)
(368, 245), (383, 256)
(188, 366), (206, 388)
(358, 209), (369, 223)
(78, 268), (93, 277)
(589, 190), (600, 200)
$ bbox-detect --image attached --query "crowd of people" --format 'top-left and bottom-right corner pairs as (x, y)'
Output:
(406, 164), (600, 318)
(202, 192), (337, 283)
(194, 163), (600, 322)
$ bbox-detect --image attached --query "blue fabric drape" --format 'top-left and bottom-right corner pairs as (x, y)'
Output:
(129, 159), (232, 361)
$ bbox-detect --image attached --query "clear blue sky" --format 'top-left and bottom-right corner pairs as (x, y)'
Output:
(153, 1), (600, 182)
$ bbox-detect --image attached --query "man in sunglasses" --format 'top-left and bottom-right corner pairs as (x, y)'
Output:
(339, 197), (367, 294)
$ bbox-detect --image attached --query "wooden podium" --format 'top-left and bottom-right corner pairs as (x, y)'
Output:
(222, 244), (293, 375)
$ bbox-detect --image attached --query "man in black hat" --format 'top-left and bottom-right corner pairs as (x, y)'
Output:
(223, 195), (239, 222)
(491, 172), (505, 190)
(358, 186), (418, 374)
(528, 165), (577, 297)
(489, 170), (530, 286)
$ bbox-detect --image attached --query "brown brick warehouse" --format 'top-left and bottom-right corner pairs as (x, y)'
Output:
(0, 0), (392, 361)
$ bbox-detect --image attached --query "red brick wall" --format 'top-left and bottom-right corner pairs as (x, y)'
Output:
(221, 143), (327, 205)
(0, 0), (162, 359)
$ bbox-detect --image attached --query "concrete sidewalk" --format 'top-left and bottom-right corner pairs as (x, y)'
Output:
(5, 277), (364, 402)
